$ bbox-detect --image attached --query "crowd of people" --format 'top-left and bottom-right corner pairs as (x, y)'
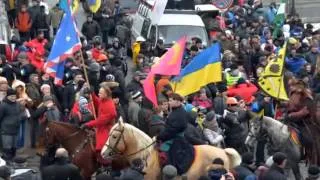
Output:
(0, 0), (320, 179)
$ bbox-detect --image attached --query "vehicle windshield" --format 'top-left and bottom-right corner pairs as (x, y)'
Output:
(159, 25), (208, 47)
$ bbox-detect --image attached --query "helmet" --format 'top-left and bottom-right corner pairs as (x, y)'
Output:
(226, 97), (238, 105)
(136, 36), (145, 42)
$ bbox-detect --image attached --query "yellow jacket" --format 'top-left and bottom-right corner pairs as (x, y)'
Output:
(132, 42), (141, 65)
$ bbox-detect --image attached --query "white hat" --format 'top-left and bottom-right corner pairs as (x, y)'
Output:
(136, 36), (145, 42)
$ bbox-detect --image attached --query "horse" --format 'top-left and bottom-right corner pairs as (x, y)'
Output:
(245, 116), (301, 180)
(101, 118), (242, 180)
(43, 120), (98, 180)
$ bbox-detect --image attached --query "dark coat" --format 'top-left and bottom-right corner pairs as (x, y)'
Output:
(234, 164), (256, 180)
(185, 123), (206, 145)
(81, 21), (101, 40)
(41, 158), (82, 180)
(62, 83), (80, 111)
(158, 106), (188, 142)
(148, 115), (165, 137)
(26, 83), (42, 107)
(261, 165), (287, 180)
(32, 105), (61, 122)
(126, 80), (143, 93)
(0, 98), (24, 135)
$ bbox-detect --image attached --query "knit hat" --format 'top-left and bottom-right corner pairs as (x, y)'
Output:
(162, 165), (177, 180)
(88, 62), (101, 72)
(205, 111), (216, 122)
(237, 78), (246, 85)
(6, 88), (16, 96)
(43, 95), (53, 102)
(131, 91), (142, 100)
(308, 165), (320, 178)
(79, 96), (88, 107)
(40, 84), (51, 92)
(272, 152), (287, 165)
(241, 152), (254, 165)
(106, 74), (115, 82)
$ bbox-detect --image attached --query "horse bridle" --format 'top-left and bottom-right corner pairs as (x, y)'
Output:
(104, 125), (156, 158)
(105, 126), (126, 156)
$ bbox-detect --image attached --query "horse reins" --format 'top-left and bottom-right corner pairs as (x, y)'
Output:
(104, 126), (156, 159)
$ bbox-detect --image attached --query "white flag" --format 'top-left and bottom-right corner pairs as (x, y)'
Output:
(150, 0), (168, 25)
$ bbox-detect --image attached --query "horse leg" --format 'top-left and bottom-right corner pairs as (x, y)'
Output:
(291, 161), (302, 180)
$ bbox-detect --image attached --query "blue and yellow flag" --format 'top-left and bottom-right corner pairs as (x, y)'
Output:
(88, 0), (102, 13)
(59, 0), (79, 14)
(171, 43), (222, 97)
(258, 43), (288, 100)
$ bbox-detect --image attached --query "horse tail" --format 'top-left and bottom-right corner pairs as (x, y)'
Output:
(224, 148), (241, 168)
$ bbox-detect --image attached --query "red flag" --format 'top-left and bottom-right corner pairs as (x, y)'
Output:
(143, 73), (158, 106)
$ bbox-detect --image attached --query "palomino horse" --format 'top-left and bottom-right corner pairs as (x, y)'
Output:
(43, 121), (97, 179)
(245, 116), (301, 180)
(101, 118), (241, 180)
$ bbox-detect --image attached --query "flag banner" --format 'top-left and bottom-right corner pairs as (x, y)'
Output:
(258, 43), (288, 100)
(171, 43), (222, 97)
(44, 9), (81, 84)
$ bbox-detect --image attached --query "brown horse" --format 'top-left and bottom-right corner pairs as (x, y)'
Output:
(43, 121), (97, 179)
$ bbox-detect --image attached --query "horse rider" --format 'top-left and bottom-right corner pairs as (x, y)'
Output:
(286, 79), (320, 165)
(156, 93), (193, 175)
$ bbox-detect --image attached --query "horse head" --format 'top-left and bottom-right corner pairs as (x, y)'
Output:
(101, 117), (153, 162)
(245, 116), (263, 149)
(44, 121), (87, 149)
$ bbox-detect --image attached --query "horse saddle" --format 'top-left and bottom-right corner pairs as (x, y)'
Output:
(158, 137), (195, 175)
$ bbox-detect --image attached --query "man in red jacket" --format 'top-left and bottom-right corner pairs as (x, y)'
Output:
(227, 78), (258, 105)
(15, 4), (32, 43)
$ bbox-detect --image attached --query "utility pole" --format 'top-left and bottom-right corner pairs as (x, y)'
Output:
(291, 0), (296, 16)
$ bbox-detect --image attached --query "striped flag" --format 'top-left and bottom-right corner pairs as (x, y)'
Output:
(44, 8), (81, 85)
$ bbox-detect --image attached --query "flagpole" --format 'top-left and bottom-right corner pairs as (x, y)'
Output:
(79, 49), (97, 120)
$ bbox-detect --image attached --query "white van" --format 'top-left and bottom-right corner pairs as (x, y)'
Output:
(131, 0), (209, 48)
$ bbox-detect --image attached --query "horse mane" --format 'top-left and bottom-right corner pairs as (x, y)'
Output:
(110, 122), (153, 160)
(263, 116), (289, 136)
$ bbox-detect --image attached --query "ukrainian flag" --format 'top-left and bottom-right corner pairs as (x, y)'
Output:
(88, 0), (101, 13)
(171, 43), (222, 97)
(59, 0), (79, 14)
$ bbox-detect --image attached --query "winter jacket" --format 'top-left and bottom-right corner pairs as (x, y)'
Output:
(158, 106), (188, 142)
(148, 114), (165, 137)
(285, 56), (307, 74)
(128, 101), (141, 127)
(26, 83), (42, 107)
(62, 83), (81, 111)
(81, 21), (101, 40)
(49, 6), (63, 28)
(261, 165), (287, 180)
(132, 42), (141, 65)
(41, 158), (82, 180)
(34, 12), (50, 30)
(203, 128), (223, 146)
(15, 11), (32, 32)
(32, 105), (61, 123)
(227, 83), (258, 104)
(0, 98), (24, 135)
(234, 164), (257, 180)
(85, 94), (117, 151)
(99, 16), (115, 31)
(185, 124), (206, 145)
(115, 24), (130, 45)
(28, 5), (41, 22)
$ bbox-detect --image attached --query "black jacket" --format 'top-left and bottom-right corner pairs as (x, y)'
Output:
(185, 123), (206, 145)
(81, 21), (101, 40)
(234, 164), (256, 180)
(0, 98), (24, 135)
(261, 165), (287, 180)
(41, 158), (82, 180)
(158, 106), (188, 141)
(62, 83), (81, 111)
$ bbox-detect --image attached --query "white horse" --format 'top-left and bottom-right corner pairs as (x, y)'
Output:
(245, 116), (301, 180)
(102, 118), (241, 179)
